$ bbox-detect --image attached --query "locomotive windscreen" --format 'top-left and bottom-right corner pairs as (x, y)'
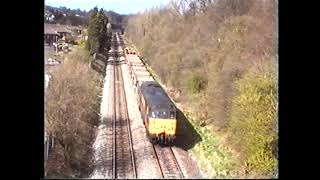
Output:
(140, 81), (175, 110)
(150, 110), (175, 119)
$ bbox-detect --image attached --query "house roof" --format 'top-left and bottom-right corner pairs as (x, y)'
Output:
(44, 23), (74, 35)
(44, 26), (59, 35)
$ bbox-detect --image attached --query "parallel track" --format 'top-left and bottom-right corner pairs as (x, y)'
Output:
(109, 32), (137, 179)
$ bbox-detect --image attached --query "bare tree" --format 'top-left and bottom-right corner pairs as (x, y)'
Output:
(198, 0), (214, 13)
(169, 0), (183, 17)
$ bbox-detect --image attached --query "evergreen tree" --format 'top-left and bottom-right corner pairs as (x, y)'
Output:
(97, 8), (109, 53)
(86, 7), (111, 54)
(87, 7), (99, 54)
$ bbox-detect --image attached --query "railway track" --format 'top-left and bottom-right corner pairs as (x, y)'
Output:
(113, 63), (137, 179)
(117, 31), (185, 179)
(104, 31), (185, 179)
(105, 32), (137, 179)
(153, 145), (184, 179)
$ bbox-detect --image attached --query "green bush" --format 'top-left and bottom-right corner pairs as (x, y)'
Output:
(186, 73), (208, 94)
(67, 47), (92, 64)
(185, 111), (236, 178)
(84, 39), (90, 51)
(228, 71), (277, 176)
(65, 34), (76, 45)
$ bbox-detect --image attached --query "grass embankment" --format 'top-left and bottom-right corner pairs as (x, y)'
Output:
(185, 111), (237, 178)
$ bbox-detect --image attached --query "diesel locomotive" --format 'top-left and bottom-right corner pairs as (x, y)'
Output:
(138, 81), (177, 144)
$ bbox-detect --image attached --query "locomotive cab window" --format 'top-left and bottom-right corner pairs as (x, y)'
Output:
(150, 111), (171, 118)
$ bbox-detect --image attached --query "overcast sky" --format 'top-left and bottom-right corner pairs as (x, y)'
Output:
(45, 0), (172, 15)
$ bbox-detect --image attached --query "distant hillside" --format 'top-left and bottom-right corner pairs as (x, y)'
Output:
(44, 5), (131, 29)
(104, 10), (130, 30)
(45, 5), (88, 26)
(87, 9), (130, 29)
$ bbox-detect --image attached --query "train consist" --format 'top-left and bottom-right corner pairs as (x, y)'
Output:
(123, 47), (177, 144)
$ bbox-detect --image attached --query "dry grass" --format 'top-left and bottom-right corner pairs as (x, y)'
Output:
(45, 47), (102, 178)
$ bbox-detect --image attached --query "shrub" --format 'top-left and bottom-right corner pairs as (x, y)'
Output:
(65, 34), (76, 44)
(186, 72), (208, 94)
(167, 50), (182, 88)
(141, 38), (153, 58)
(67, 47), (92, 64)
(84, 39), (91, 51)
(187, 111), (236, 178)
(45, 47), (102, 177)
(74, 39), (85, 46)
(228, 71), (277, 176)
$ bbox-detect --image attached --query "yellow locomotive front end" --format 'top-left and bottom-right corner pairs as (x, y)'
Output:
(147, 110), (177, 144)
